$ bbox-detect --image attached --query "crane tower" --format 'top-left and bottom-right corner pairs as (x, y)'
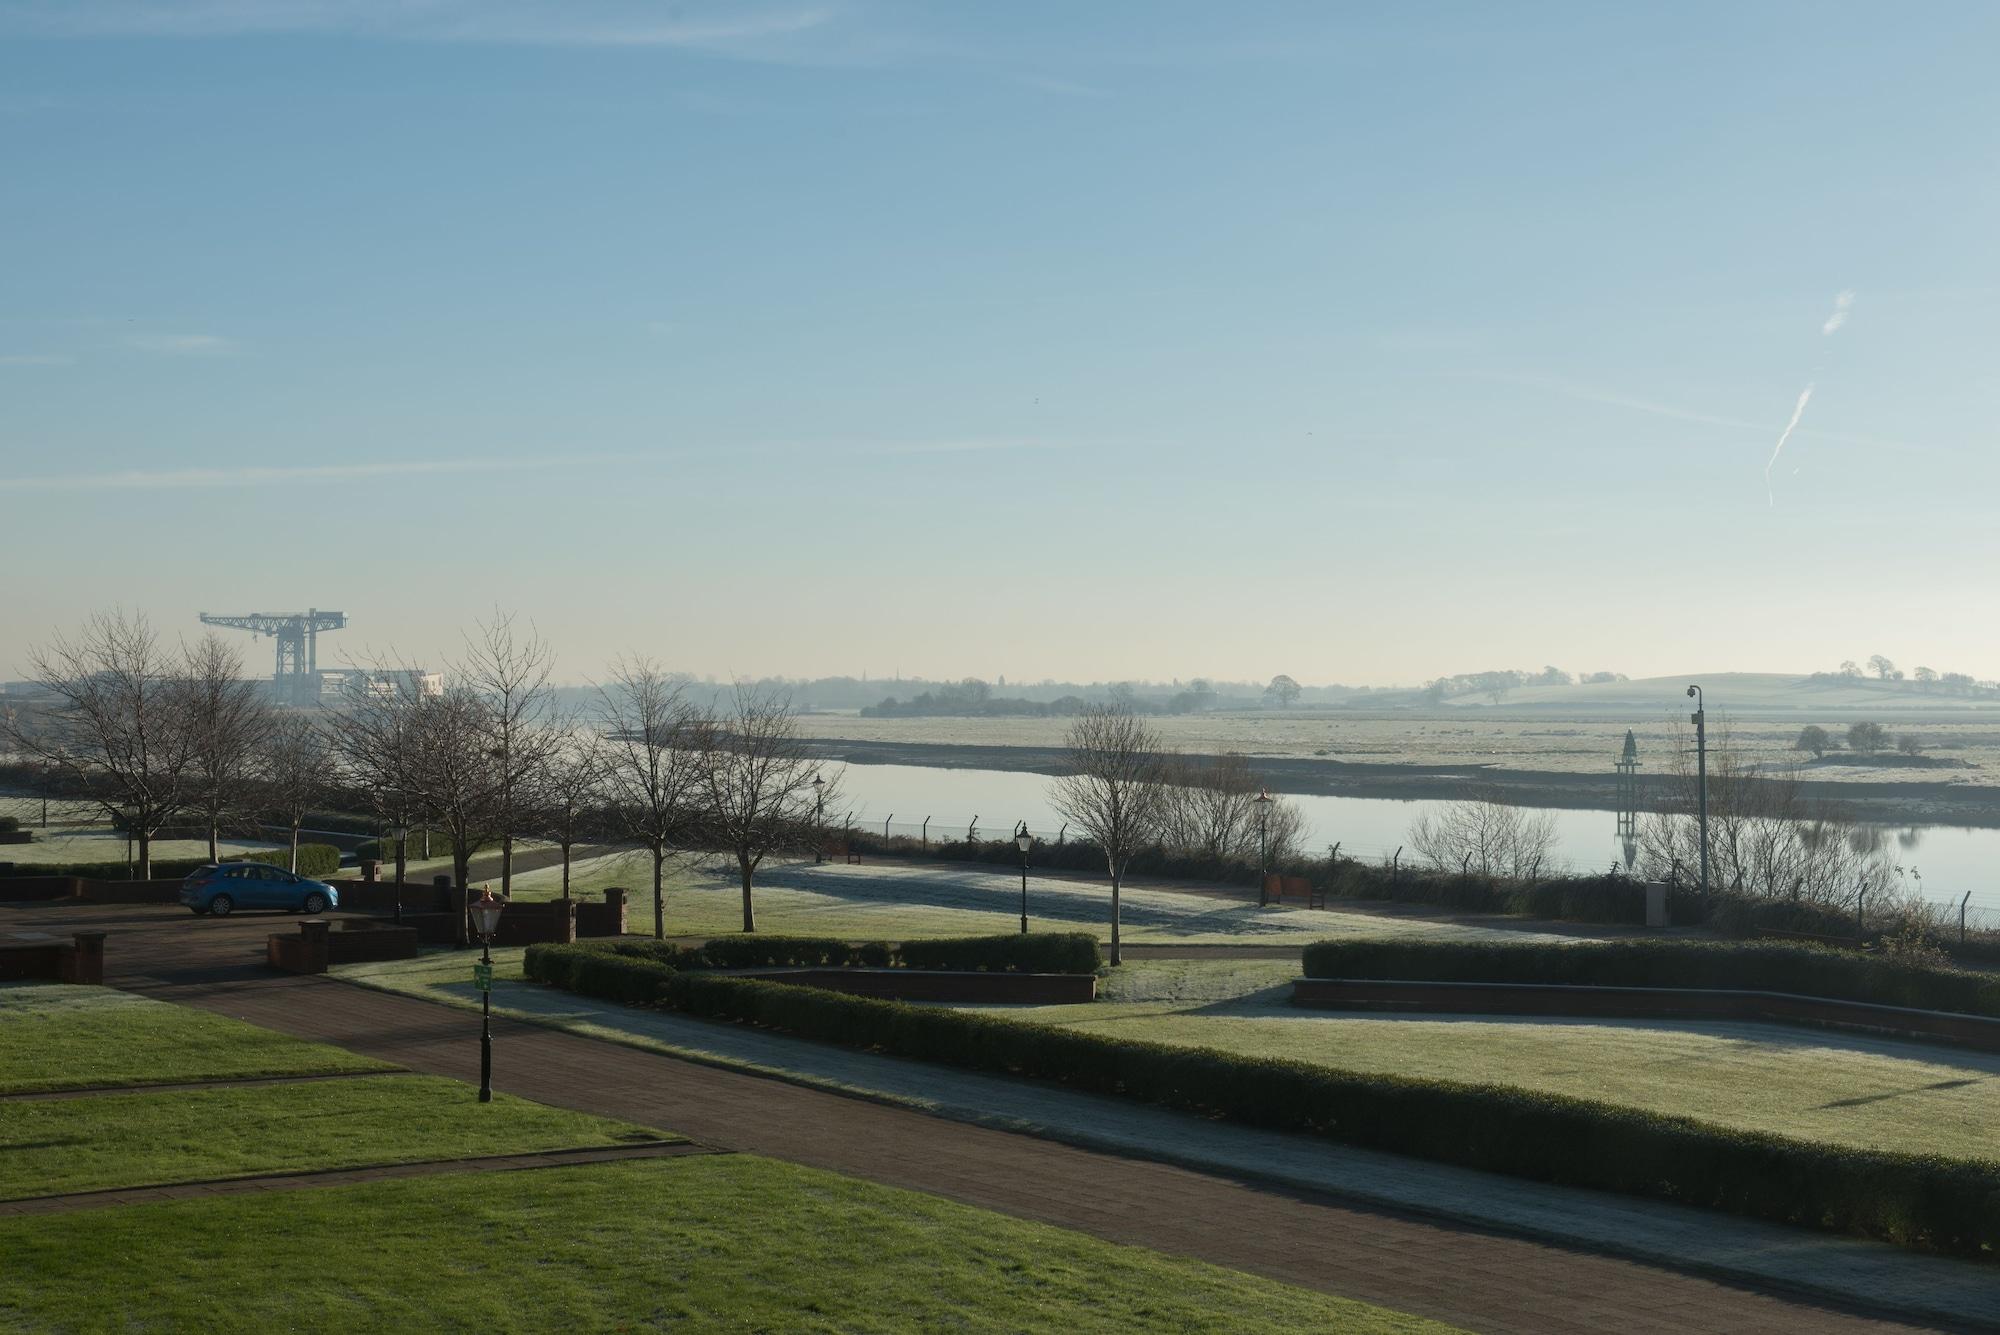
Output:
(197, 608), (347, 705)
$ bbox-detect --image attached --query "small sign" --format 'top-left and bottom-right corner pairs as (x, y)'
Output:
(472, 963), (494, 992)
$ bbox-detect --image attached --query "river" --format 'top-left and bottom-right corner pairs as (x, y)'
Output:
(829, 762), (2000, 915)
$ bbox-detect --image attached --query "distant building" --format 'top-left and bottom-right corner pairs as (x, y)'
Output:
(314, 667), (444, 704)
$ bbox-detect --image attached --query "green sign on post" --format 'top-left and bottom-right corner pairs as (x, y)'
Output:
(472, 963), (494, 992)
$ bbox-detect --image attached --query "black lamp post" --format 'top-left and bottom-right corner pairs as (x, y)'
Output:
(813, 774), (826, 864)
(1687, 685), (1709, 901)
(1014, 821), (1032, 934)
(469, 887), (506, 1104)
(391, 825), (409, 924)
(1252, 789), (1274, 906)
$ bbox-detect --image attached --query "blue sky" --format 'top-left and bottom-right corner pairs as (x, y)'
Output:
(3, 2), (1997, 686)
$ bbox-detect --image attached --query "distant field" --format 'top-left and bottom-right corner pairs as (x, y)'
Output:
(0, 822), (278, 867)
(797, 700), (2000, 788)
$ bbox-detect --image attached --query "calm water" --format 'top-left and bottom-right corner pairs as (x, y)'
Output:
(830, 762), (2000, 914)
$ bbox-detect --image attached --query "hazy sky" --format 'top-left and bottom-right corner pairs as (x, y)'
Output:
(4, 2), (1997, 687)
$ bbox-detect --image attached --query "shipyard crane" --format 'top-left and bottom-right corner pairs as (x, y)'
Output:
(197, 609), (347, 704)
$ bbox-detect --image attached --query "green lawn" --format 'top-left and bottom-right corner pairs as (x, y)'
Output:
(0, 1155), (1458, 1334)
(0, 823), (277, 866)
(978, 960), (2000, 1165)
(0, 1075), (668, 1199)
(0, 985), (393, 1093)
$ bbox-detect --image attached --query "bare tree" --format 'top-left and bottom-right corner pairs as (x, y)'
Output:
(5, 612), (197, 878)
(183, 633), (273, 863)
(458, 611), (560, 896)
(261, 714), (337, 873)
(1408, 794), (1558, 879)
(536, 718), (604, 899)
(1159, 752), (1259, 865)
(325, 662), (429, 887)
(696, 684), (830, 934)
(598, 658), (705, 939)
(1048, 706), (1168, 965)
(404, 686), (504, 915)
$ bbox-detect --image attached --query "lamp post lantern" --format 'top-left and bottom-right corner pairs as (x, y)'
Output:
(813, 774), (826, 864)
(468, 887), (506, 1104)
(1252, 789), (1275, 907)
(1687, 685), (1709, 901)
(1013, 821), (1033, 934)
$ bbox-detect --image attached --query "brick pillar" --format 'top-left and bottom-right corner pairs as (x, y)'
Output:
(66, 931), (107, 985)
(299, 919), (331, 974)
(603, 887), (627, 935)
(360, 859), (379, 883)
(448, 884), (469, 947)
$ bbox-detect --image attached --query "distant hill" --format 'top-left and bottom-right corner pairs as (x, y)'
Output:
(1436, 672), (2000, 715)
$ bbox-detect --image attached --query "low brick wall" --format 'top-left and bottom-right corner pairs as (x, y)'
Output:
(0, 876), (82, 902)
(574, 888), (627, 938)
(739, 968), (1097, 1004)
(327, 922), (420, 965)
(330, 880), (454, 916)
(492, 897), (577, 948)
(1291, 978), (2000, 1053)
(1, 931), (107, 985)
(77, 879), (182, 905)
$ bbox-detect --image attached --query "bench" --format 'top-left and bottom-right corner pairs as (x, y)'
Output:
(1264, 874), (1325, 909)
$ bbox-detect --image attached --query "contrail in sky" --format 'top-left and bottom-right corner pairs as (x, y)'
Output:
(1821, 289), (1855, 335)
(1764, 383), (1814, 508)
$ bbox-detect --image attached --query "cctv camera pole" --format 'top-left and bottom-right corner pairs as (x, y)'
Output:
(1688, 685), (1709, 901)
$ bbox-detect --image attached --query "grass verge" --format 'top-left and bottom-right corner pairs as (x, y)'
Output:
(0, 1156), (1458, 1334)
(0, 984), (392, 1094)
(0, 1075), (667, 1199)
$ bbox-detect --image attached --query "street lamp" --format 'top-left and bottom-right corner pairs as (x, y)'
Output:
(1687, 686), (1709, 901)
(469, 887), (507, 1104)
(390, 826), (409, 924)
(1252, 789), (1275, 906)
(813, 774), (826, 864)
(1014, 821), (1033, 934)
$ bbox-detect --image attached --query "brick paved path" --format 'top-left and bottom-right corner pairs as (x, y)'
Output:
(3, 901), (1960, 1335)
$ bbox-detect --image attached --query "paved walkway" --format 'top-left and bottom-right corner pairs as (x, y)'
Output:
(5, 899), (1975, 1335)
(0, 1140), (714, 1216)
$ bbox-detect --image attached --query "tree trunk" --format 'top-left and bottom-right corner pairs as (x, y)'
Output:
(652, 851), (666, 940)
(501, 831), (513, 897)
(394, 834), (407, 889)
(454, 848), (471, 948)
(289, 823), (301, 874)
(137, 830), (152, 881)
(740, 855), (757, 933)
(561, 840), (572, 898)
(207, 821), (219, 864)
(1108, 865), (1122, 966)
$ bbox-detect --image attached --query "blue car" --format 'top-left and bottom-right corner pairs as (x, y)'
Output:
(181, 863), (339, 917)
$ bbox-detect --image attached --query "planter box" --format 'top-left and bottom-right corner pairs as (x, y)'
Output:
(326, 921), (419, 965)
(1291, 977), (2000, 1053)
(739, 967), (1097, 1004)
(0, 931), (105, 985)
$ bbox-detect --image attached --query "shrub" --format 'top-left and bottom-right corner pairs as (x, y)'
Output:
(11, 858), (212, 881)
(554, 932), (1101, 975)
(660, 973), (2000, 1260)
(1298, 939), (2000, 1020)
(241, 844), (342, 879)
(0, 816), (19, 834)
(524, 943), (676, 1006)
(899, 932), (1101, 974)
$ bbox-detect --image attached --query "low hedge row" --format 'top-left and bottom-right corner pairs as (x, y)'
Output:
(657, 972), (1997, 1259)
(242, 843), (342, 879)
(0, 857), (212, 881)
(1300, 939), (2000, 1020)
(524, 943), (678, 1006)
(580, 931), (1101, 975)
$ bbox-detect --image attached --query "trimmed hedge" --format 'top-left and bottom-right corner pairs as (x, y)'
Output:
(1299, 939), (2000, 1020)
(571, 932), (1101, 975)
(524, 943), (678, 1006)
(241, 843), (342, 879)
(661, 972), (2000, 1260)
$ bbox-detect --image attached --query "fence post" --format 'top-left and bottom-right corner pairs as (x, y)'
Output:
(1058, 824), (1068, 845)
(921, 817), (930, 850)
(1855, 882), (1867, 938)
(1391, 846), (1401, 890)
(1962, 890), (1972, 945)
(969, 815), (978, 843)
(884, 814), (893, 839)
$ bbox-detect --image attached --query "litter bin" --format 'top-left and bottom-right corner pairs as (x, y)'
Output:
(1645, 881), (1669, 929)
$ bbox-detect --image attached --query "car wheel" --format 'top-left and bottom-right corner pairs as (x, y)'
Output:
(208, 894), (234, 917)
(301, 891), (328, 915)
